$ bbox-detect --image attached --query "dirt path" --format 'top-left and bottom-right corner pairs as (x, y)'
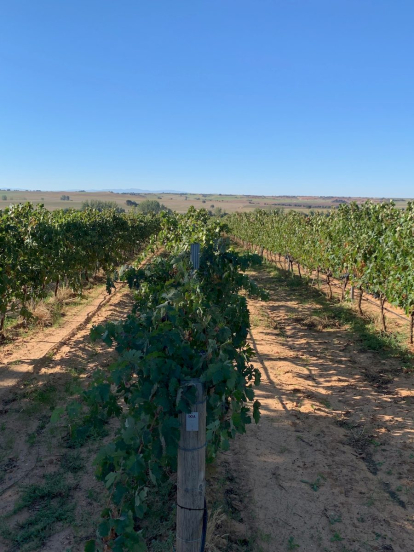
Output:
(231, 262), (414, 552)
(0, 281), (130, 399)
(0, 283), (137, 551)
(2, 251), (414, 551)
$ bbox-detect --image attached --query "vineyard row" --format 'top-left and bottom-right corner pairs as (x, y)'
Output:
(0, 203), (161, 333)
(227, 202), (414, 339)
(54, 208), (264, 550)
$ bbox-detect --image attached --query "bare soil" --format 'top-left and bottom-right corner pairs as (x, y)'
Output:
(0, 283), (135, 551)
(0, 280), (129, 399)
(227, 261), (414, 552)
(1, 252), (414, 552)
(3, 190), (410, 215)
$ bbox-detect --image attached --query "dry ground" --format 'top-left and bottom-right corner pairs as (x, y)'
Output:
(227, 259), (414, 552)
(1, 252), (414, 552)
(0, 280), (129, 398)
(0, 284), (136, 551)
(1, 190), (410, 214)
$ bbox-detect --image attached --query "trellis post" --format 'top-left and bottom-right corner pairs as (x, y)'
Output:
(176, 245), (207, 551)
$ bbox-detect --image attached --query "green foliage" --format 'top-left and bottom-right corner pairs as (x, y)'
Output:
(0, 203), (161, 332)
(227, 202), (414, 316)
(158, 206), (227, 251)
(300, 474), (325, 492)
(60, 210), (266, 550)
(81, 199), (125, 213)
(212, 206), (226, 217)
(135, 200), (170, 215)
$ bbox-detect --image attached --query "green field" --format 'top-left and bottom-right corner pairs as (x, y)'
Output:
(0, 189), (411, 213)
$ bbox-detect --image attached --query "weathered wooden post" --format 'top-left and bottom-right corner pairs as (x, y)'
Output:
(350, 286), (355, 302)
(190, 243), (200, 270)
(176, 245), (207, 552)
(176, 380), (207, 552)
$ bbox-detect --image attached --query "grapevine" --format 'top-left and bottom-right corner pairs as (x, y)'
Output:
(56, 209), (267, 551)
(0, 203), (160, 335)
(227, 202), (414, 338)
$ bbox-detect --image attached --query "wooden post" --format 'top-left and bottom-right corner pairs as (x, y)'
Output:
(350, 286), (355, 302)
(326, 271), (333, 299)
(380, 296), (387, 332)
(358, 288), (364, 315)
(190, 243), (200, 270)
(176, 380), (206, 552)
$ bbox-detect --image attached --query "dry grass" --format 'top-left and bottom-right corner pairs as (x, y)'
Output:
(289, 313), (341, 332)
(30, 287), (77, 328)
(205, 508), (228, 551)
(55, 286), (76, 304)
(31, 302), (53, 327)
(250, 307), (278, 329)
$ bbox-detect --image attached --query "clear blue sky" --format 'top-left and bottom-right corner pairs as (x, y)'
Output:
(1, 1), (413, 196)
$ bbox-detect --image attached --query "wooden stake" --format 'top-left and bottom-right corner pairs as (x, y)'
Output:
(341, 274), (349, 301)
(358, 288), (363, 315)
(326, 272), (333, 299)
(176, 380), (206, 552)
(380, 296), (387, 332)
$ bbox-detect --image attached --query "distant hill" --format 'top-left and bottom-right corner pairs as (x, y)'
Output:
(105, 188), (187, 194)
(0, 187), (187, 194)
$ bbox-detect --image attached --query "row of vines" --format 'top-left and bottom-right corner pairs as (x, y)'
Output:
(227, 202), (414, 337)
(0, 203), (161, 334)
(56, 208), (265, 551)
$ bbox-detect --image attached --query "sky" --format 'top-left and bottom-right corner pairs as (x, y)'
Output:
(0, 1), (413, 197)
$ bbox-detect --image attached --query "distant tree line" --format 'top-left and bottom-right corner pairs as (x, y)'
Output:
(126, 199), (171, 214)
(209, 206), (227, 217)
(81, 200), (125, 213)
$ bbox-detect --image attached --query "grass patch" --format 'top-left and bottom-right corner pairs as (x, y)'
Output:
(26, 415), (49, 446)
(300, 474), (326, 492)
(60, 450), (84, 473)
(287, 535), (300, 550)
(24, 382), (57, 408)
(1, 472), (75, 552)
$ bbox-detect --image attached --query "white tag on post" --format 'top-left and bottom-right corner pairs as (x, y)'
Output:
(186, 412), (199, 431)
